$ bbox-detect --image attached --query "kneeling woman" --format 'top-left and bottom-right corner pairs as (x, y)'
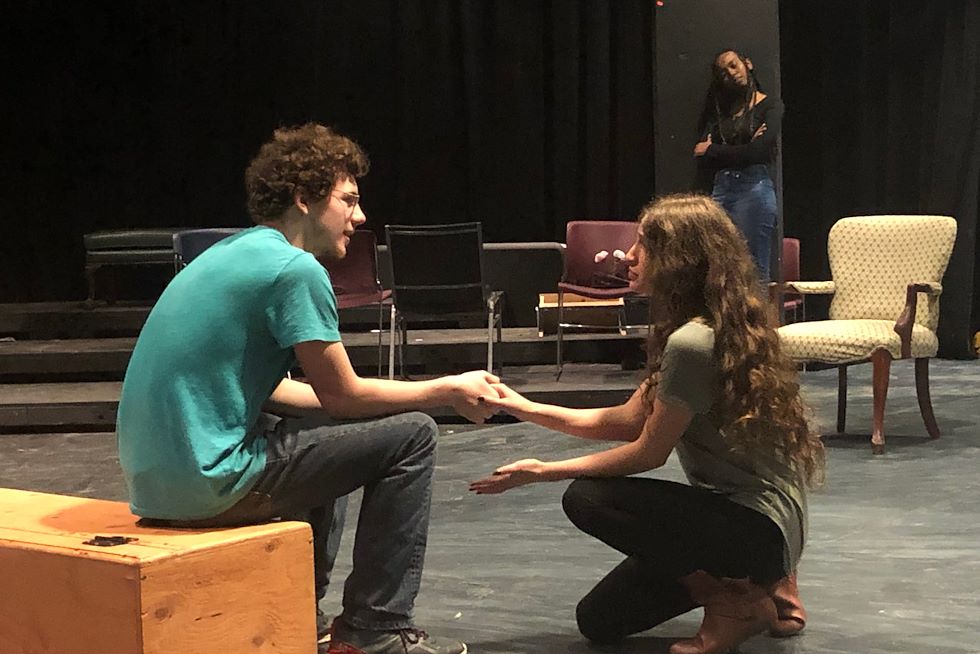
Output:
(471, 194), (823, 654)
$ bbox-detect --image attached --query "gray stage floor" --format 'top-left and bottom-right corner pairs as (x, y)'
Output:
(2, 359), (978, 652)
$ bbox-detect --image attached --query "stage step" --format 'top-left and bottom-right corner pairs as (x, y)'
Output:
(0, 366), (639, 432)
(0, 328), (644, 381)
(0, 301), (152, 339)
(0, 381), (121, 429)
(1, 303), (646, 431)
(1, 339), (136, 377)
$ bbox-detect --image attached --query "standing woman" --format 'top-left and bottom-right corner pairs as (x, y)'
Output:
(695, 49), (783, 282)
(471, 195), (821, 654)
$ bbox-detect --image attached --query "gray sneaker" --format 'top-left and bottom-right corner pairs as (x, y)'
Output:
(327, 617), (467, 654)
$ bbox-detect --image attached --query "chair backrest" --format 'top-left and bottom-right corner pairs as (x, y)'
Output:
(385, 222), (489, 318)
(173, 228), (244, 271)
(782, 237), (800, 284)
(828, 215), (956, 330)
(563, 220), (638, 287)
(317, 229), (384, 307)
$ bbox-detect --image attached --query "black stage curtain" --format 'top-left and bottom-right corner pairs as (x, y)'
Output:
(0, 1), (655, 304)
(2, 2), (978, 358)
(780, 1), (980, 358)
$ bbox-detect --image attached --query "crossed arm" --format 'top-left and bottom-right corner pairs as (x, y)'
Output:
(693, 97), (784, 165)
(469, 383), (693, 494)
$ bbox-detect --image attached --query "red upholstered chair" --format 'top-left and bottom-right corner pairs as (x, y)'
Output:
(556, 220), (640, 379)
(318, 229), (392, 377)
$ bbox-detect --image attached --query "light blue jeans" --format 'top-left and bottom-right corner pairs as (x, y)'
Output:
(712, 164), (777, 283)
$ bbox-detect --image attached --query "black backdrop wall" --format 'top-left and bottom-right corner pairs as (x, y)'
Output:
(2, 1), (978, 357)
(1, 1), (657, 303)
(654, 0), (780, 197)
(653, 0), (782, 287)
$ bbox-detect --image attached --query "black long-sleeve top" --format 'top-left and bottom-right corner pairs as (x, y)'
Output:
(699, 95), (784, 176)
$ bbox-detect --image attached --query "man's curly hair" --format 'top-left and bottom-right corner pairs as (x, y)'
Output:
(244, 123), (369, 223)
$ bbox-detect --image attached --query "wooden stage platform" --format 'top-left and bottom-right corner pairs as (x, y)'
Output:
(1, 301), (645, 432)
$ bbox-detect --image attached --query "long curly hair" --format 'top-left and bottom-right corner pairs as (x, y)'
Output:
(245, 123), (369, 223)
(638, 194), (824, 487)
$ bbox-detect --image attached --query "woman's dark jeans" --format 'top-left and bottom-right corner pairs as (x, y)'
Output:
(712, 164), (778, 283)
(563, 477), (787, 643)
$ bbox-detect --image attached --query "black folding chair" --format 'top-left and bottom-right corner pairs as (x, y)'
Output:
(384, 222), (503, 379)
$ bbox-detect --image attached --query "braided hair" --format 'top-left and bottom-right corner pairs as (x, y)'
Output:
(697, 49), (763, 145)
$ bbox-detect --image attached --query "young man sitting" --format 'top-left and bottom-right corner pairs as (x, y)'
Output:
(117, 123), (494, 654)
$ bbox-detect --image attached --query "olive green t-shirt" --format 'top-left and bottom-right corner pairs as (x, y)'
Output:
(658, 320), (807, 571)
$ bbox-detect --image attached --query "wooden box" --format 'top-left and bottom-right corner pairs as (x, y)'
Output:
(536, 292), (625, 336)
(0, 488), (315, 654)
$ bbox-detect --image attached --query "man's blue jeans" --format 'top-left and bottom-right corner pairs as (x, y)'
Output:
(151, 411), (438, 631)
(712, 164), (777, 283)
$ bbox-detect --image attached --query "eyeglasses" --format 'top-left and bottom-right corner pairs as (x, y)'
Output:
(331, 191), (360, 214)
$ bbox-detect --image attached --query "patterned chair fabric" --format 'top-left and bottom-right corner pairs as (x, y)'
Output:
(779, 319), (939, 362)
(779, 215), (956, 364)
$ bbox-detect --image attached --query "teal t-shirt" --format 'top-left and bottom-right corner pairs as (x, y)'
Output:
(117, 226), (341, 519)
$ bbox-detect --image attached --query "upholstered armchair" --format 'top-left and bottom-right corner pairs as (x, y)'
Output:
(776, 215), (957, 454)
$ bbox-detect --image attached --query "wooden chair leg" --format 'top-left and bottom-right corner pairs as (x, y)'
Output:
(915, 357), (941, 440)
(836, 365), (847, 434)
(870, 349), (892, 454)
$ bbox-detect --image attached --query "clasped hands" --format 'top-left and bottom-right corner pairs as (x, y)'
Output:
(448, 379), (559, 493)
(450, 375), (531, 424)
(448, 370), (501, 424)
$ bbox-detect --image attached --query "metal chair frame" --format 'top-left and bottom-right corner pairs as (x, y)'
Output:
(384, 222), (503, 379)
